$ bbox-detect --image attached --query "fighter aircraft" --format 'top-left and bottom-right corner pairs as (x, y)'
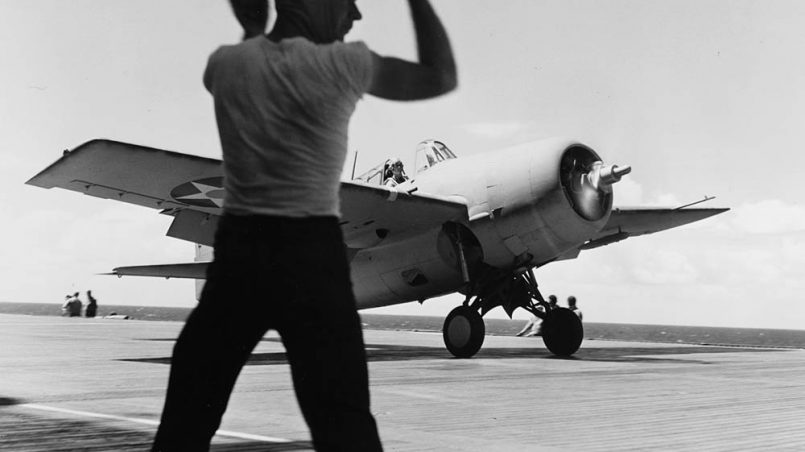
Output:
(27, 138), (727, 358)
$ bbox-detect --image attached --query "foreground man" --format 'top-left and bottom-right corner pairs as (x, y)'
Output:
(152, 0), (456, 450)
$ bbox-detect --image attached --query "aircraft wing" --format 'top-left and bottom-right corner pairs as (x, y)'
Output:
(27, 139), (469, 250)
(580, 206), (729, 251)
(339, 181), (468, 248)
(26, 139), (224, 215)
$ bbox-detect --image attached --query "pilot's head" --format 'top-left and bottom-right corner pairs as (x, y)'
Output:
(568, 296), (577, 307)
(548, 295), (557, 306)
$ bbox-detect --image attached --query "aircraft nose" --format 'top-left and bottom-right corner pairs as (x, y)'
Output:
(560, 146), (629, 222)
(565, 161), (631, 221)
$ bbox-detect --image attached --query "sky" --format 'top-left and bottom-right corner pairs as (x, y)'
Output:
(2, 0), (804, 329)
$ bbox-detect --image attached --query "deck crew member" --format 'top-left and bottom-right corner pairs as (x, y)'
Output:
(152, 1), (457, 450)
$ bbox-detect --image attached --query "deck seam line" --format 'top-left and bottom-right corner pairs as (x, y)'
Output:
(18, 403), (293, 444)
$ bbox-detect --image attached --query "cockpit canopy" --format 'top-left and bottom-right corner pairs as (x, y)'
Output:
(414, 140), (457, 175)
(352, 139), (457, 185)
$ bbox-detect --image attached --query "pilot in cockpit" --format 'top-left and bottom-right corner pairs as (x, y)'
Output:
(383, 158), (409, 187)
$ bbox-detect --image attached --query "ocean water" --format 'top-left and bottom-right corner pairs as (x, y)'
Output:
(1, 301), (802, 349)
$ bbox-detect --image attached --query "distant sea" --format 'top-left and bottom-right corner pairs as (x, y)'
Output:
(1, 301), (803, 349)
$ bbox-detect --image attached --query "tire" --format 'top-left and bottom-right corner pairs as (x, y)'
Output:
(442, 306), (485, 358)
(542, 307), (583, 356)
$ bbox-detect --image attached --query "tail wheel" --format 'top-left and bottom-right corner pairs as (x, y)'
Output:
(443, 306), (485, 358)
(542, 308), (583, 356)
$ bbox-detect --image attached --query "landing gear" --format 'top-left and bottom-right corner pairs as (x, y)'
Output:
(541, 307), (583, 356)
(441, 264), (584, 358)
(438, 223), (582, 357)
(443, 306), (485, 358)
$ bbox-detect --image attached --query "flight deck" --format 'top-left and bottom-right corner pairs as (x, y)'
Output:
(1, 313), (803, 451)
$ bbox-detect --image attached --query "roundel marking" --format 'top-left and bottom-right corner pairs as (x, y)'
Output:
(170, 177), (225, 208)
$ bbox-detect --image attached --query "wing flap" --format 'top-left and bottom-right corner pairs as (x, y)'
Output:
(166, 210), (221, 247)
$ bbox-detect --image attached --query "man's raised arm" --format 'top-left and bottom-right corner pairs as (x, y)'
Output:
(369, 0), (458, 101)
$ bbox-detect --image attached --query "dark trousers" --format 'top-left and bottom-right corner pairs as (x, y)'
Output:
(152, 214), (382, 451)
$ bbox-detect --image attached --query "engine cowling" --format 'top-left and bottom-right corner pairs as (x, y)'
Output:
(456, 139), (630, 269)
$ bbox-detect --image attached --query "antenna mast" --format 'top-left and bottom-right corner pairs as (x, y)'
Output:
(351, 150), (359, 180)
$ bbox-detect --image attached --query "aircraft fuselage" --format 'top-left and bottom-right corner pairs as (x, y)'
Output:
(351, 138), (617, 309)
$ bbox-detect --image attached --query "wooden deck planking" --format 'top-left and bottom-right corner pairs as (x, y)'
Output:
(0, 314), (803, 451)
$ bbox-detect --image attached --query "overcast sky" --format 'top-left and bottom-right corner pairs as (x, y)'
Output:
(2, 0), (804, 329)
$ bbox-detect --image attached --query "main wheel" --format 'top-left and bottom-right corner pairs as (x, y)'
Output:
(443, 306), (485, 358)
(541, 307), (583, 356)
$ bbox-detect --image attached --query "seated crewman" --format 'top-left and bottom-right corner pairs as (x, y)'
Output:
(383, 158), (409, 187)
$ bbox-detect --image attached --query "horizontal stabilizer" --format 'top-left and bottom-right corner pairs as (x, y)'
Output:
(109, 262), (209, 279)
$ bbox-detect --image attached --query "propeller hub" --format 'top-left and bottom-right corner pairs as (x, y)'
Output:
(560, 146), (630, 222)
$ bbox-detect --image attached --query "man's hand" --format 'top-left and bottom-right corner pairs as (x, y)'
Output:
(230, 0), (269, 40)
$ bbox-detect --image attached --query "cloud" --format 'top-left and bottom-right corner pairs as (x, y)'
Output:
(652, 193), (684, 207)
(782, 236), (805, 266)
(613, 177), (685, 208)
(612, 177), (644, 206)
(730, 199), (805, 234)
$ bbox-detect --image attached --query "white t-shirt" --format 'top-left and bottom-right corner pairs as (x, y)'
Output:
(204, 37), (374, 217)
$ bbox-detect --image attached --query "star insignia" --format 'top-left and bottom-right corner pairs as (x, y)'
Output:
(169, 177), (225, 208)
(174, 181), (225, 208)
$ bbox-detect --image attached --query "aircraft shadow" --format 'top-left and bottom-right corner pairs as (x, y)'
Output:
(125, 338), (783, 366)
(0, 404), (312, 451)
